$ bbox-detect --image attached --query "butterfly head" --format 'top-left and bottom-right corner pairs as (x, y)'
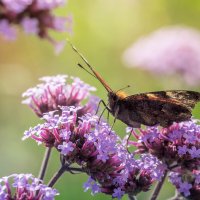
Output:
(108, 91), (128, 112)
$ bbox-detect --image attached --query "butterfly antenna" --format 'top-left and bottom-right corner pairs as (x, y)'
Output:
(77, 63), (97, 79)
(68, 40), (92, 69)
(116, 85), (131, 93)
(68, 40), (113, 92)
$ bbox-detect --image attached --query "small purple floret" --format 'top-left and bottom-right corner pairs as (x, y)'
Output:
(178, 145), (188, 155)
(179, 182), (192, 197)
(58, 141), (74, 156)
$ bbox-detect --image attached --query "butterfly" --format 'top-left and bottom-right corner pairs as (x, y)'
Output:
(70, 42), (200, 128)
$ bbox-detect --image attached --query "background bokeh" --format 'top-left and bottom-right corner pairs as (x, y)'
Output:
(1, 0), (200, 199)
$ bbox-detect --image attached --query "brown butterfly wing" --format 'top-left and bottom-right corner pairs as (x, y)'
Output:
(122, 90), (200, 127)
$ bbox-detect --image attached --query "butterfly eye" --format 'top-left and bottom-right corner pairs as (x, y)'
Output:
(112, 94), (118, 101)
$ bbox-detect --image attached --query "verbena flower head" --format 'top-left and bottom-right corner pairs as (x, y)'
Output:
(23, 106), (166, 199)
(22, 75), (98, 117)
(169, 169), (200, 199)
(128, 120), (200, 167)
(0, 0), (72, 50)
(0, 173), (59, 200)
(84, 153), (166, 199)
(123, 26), (200, 85)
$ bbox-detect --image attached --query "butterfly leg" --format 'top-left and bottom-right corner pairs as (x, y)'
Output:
(97, 100), (111, 123)
(107, 110), (110, 123)
(109, 117), (116, 133)
(109, 106), (119, 133)
(95, 99), (104, 115)
(98, 106), (107, 124)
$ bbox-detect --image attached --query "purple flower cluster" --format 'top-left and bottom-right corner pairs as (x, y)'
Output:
(0, 173), (59, 200)
(0, 0), (72, 50)
(123, 26), (200, 85)
(22, 75), (98, 117)
(128, 120), (200, 167)
(23, 106), (166, 199)
(169, 169), (200, 199)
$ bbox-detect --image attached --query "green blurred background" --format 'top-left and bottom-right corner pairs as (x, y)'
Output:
(1, 0), (200, 199)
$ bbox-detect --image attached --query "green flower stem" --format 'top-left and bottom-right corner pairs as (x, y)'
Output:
(48, 164), (66, 187)
(38, 147), (52, 181)
(48, 165), (84, 187)
(150, 170), (168, 200)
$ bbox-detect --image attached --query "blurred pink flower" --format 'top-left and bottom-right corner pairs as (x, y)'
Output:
(0, 0), (72, 51)
(0, 19), (16, 40)
(21, 17), (39, 34)
(123, 26), (200, 85)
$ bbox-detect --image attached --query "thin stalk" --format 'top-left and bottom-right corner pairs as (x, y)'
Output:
(48, 165), (84, 187)
(150, 170), (168, 200)
(48, 164), (66, 187)
(38, 147), (52, 181)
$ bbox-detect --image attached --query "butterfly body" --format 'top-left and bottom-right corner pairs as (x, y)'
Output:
(108, 90), (200, 127)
